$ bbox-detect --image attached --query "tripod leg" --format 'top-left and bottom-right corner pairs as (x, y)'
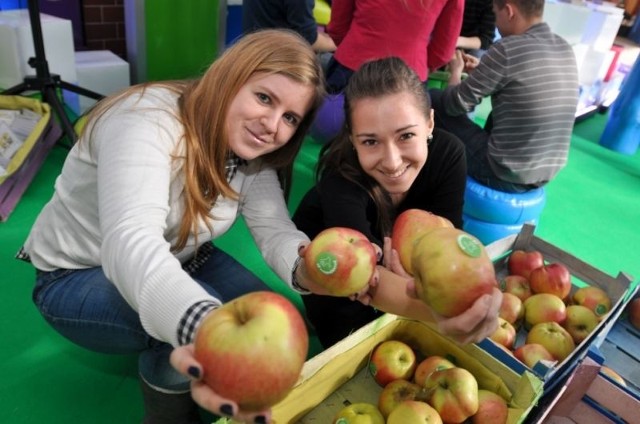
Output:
(2, 82), (30, 96)
(43, 85), (77, 146)
(58, 80), (105, 101)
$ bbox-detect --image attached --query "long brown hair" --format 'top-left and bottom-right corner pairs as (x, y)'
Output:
(316, 57), (431, 236)
(83, 29), (324, 251)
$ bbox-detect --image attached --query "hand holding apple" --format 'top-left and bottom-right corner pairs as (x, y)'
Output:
(369, 340), (417, 387)
(193, 291), (308, 411)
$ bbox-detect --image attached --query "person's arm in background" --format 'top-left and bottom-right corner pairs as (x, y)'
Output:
(456, 0), (496, 51)
(285, 0), (336, 52)
(326, 0), (356, 46)
(428, 0), (465, 72)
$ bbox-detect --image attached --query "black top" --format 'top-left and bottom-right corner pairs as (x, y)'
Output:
(292, 128), (467, 349)
(242, 0), (318, 46)
(460, 0), (496, 50)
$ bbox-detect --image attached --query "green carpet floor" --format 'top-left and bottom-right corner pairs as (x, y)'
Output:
(1, 110), (639, 423)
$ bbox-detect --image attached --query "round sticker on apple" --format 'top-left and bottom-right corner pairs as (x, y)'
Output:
(457, 234), (481, 258)
(316, 252), (338, 275)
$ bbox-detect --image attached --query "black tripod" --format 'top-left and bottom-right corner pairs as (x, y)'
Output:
(2, 0), (105, 146)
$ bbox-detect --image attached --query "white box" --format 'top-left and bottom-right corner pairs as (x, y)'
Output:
(0, 10), (77, 89)
(544, 0), (592, 46)
(74, 50), (131, 113)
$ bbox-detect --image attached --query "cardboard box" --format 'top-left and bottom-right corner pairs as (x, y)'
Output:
(272, 314), (544, 423)
(479, 224), (635, 391)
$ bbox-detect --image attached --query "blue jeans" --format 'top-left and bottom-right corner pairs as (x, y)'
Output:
(32, 245), (272, 392)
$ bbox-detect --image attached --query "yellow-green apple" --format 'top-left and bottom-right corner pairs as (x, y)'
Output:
(387, 400), (443, 424)
(573, 286), (612, 320)
(563, 304), (599, 344)
(601, 365), (626, 386)
(628, 298), (640, 330)
(369, 340), (417, 387)
(499, 292), (524, 326)
(377, 379), (425, 418)
(471, 390), (509, 424)
(529, 263), (572, 300)
(194, 291), (308, 411)
(413, 355), (455, 386)
(304, 227), (377, 296)
(513, 343), (555, 369)
(489, 317), (517, 349)
(500, 274), (532, 302)
(423, 367), (479, 423)
(507, 249), (544, 279)
(412, 227), (497, 317)
(333, 402), (385, 424)
(523, 293), (567, 329)
(391, 209), (453, 275)
(526, 322), (575, 361)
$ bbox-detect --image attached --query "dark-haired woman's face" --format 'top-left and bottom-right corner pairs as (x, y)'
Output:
(226, 73), (314, 160)
(350, 91), (434, 205)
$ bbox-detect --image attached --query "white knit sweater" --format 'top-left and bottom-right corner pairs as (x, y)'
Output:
(24, 87), (308, 346)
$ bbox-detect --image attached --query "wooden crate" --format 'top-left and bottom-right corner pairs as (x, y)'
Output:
(271, 314), (544, 424)
(479, 224), (635, 391)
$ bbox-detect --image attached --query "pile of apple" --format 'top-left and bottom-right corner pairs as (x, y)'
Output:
(333, 339), (510, 424)
(491, 249), (613, 368)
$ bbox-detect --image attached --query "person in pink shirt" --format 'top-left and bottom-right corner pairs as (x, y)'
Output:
(325, 0), (464, 93)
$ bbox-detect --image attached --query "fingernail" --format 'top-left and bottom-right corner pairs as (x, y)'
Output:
(298, 245), (304, 253)
(187, 366), (200, 379)
(220, 404), (234, 416)
(254, 416), (267, 424)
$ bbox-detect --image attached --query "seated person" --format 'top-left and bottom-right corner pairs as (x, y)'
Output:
(292, 56), (501, 349)
(430, 0), (579, 193)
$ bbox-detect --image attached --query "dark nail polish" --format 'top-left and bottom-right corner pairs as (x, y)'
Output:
(254, 415), (267, 424)
(219, 404), (234, 417)
(187, 366), (200, 379)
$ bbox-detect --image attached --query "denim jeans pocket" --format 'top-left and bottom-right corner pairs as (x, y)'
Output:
(32, 268), (76, 306)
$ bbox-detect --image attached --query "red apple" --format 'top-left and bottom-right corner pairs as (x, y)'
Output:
(529, 263), (572, 300)
(412, 227), (497, 317)
(513, 343), (556, 369)
(472, 389), (509, 424)
(499, 292), (524, 326)
(628, 298), (640, 330)
(572, 286), (612, 320)
(507, 249), (544, 279)
(369, 340), (417, 387)
(601, 365), (627, 386)
(413, 355), (455, 386)
(387, 400), (443, 424)
(563, 304), (599, 344)
(500, 274), (532, 302)
(304, 227), (377, 296)
(377, 379), (425, 419)
(391, 209), (453, 275)
(333, 402), (385, 424)
(526, 322), (576, 361)
(423, 367), (479, 423)
(489, 317), (517, 349)
(523, 293), (567, 329)
(194, 291), (308, 411)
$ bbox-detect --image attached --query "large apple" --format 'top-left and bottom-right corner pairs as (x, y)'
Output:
(193, 291), (308, 411)
(628, 298), (640, 330)
(304, 227), (377, 296)
(391, 209), (453, 276)
(529, 263), (572, 300)
(500, 274), (532, 302)
(573, 286), (612, 320)
(333, 402), (385, 424)
(369, 340), (417, 387)
(387, 400), (443, 424)
(499, 292), (524, 326)
(472, 389), (509, 424)
(523, 293), (567, 329)
(413, 355), (455, 386)
(412, 227), (497, 317)
(526, 322), (575, 361)
(423, 367), (479, 423)
(489, 317), (517, 349)
(377, 379), (425, 418)
(507, 249), (544, 279)
(513, 343), (555, 369)
(563, 304), (599, 344)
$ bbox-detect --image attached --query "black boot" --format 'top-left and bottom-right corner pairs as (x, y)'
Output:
(139, 377), (203, 424)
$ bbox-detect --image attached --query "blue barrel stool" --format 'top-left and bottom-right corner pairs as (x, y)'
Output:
(309, 93), (345, 144)
(463, 177), (546, 245)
